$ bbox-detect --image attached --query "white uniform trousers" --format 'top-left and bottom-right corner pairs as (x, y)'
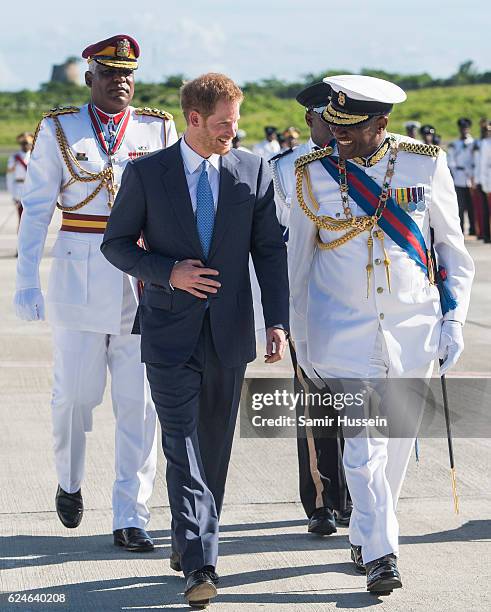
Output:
(315, 326), (434, 564)
(50, 278), (158, 530)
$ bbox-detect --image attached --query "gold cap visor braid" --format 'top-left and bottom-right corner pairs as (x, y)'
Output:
(92, 57), (138, 70)
(322, 102), (370, 126)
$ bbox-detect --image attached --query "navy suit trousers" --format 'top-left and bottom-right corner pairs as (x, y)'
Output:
(145, 312), (246, 575)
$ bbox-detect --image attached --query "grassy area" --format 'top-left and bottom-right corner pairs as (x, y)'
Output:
(1, 83), (490, 171)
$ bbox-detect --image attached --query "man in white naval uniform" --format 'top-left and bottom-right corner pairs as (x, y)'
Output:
(270, 82), (352, 536)
(13, 35), (178, 551)
(447, 117), (475, 235)
(6, 132), (33, 230)
(288, 75), (474, 593)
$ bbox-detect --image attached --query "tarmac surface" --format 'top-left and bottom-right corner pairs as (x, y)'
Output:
(0, 188), (490, 611)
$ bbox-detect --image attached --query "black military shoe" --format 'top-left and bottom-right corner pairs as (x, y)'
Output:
(184, 568), (217, 607)
(113, 528), (154, 552)
(335, 506), (352, 527)
(350, 544), (366, 574)
(307, 507), (337, 535)
(55, 485), (83, 528)
(366, 553), (402, 593)
(170, 552), (219, 584)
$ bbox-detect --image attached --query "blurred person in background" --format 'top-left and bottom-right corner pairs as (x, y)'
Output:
(232, 128), (250, 152)
(6, 132), (33, 232)
(253, 125), (281, 159)
(447, 118), (475, 235)
(478, 119), (491, 241)
(283, 126), (300, 150)
(404, 121), (421, 140)
(472, 118), (490, 243)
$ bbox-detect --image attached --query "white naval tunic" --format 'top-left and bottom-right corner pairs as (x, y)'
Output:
(15, 104), (178, 529)
(17, 104), (178, 334)
(289, 136), (474, 378)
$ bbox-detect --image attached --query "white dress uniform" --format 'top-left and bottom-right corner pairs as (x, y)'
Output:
(252, 138), (281, 160)
(16, 103), (178, 530)
(479, 138), (491, 194)
(289, 134), (474, 563)
(447, 135), (474, 188)
(6, 150), (30, 202)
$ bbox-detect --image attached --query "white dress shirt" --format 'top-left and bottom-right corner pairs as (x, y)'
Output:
(180, 136), (220, 212)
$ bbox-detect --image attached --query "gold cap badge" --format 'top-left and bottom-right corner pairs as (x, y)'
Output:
(338, 91), (346, 106)
(116, 39), (131, 58)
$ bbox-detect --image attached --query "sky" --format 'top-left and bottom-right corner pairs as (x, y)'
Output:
(1, 0), (490, 90)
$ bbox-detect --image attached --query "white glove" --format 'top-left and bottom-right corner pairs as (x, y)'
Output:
(13, 288), (45, 321)
(438, 320), (464, 376)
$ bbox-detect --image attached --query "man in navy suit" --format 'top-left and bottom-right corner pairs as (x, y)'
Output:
(101, 73), (289, 607)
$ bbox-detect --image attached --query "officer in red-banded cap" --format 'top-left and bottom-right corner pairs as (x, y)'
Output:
(14, 35), (178, 551)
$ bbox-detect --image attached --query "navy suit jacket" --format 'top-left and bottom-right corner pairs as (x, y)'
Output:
(101, 140), (289, 367)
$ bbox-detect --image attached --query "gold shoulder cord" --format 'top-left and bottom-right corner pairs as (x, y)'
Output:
(51, 115), (116, 211)
(295, 147), (375, 251)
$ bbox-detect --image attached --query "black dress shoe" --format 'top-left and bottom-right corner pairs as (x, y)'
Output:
(184, 568), (217, 607)
(350, 544), (366, 574)
(55, 485), (83, 528)
(335, 506), (352, 527)
(307, 507), (337, 535)
(170, 552), (219, 584)
(113, 528), (154, 552)
(366, 553), (402, 593)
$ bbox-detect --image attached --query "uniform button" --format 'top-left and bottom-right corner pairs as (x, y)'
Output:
(375, 258), (381, 265)
(377, 287), (383, 293)
(379, 313), (385, 320)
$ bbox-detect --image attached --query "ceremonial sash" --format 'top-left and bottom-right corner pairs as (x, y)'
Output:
(88, 104), (130, 156)
(318, 154), (457, 314)
(14, 154), (28, 170)
(319, 155), (428, 273)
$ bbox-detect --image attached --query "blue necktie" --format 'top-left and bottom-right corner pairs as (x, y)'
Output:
(196, 160), (215, 258)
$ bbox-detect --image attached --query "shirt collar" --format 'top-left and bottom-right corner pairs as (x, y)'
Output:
(181, 136), (221, 174)
(92, 104), (126, 125)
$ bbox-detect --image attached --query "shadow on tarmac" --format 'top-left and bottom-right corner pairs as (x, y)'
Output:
(0, 519), (489, 609)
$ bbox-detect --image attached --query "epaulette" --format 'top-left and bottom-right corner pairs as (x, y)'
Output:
(135, 107), (173, 121)
(32, 107), (79, 150)
(43, 106), (80, 119)
(294, 145), (334, 171)
(398, 141), (440, 158)
(269, 148), (294, 164)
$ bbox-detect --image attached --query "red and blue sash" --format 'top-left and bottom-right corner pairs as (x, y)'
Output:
(319, 155), (429, 274)
(318, 154), (457, 314)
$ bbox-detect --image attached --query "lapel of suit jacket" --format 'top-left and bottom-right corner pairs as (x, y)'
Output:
(208, 150), (241, 260)
(159, 140), (204, 258)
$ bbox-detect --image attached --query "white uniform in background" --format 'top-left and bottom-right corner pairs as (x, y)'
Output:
(6, 150), (30, 202)
(15, 103), (178, 530)
(447, 135), (474, 188)
(252, 138), (281, 160)
(288, 134), (474, 563)
(479, 138), (491, 194)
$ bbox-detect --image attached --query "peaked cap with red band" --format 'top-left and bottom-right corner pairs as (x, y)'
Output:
(82, 35), (140, 70)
